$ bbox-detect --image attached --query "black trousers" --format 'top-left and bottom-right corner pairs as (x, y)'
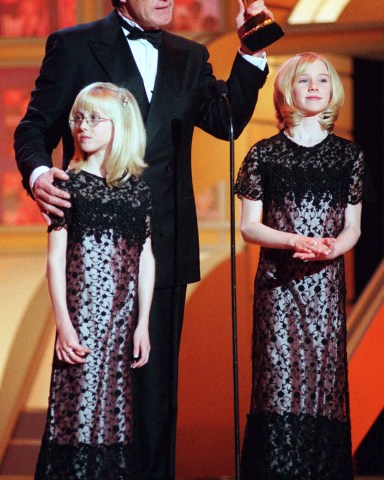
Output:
(132, 285), (187, 480)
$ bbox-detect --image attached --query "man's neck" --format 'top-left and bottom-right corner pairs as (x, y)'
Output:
(116, 8), (157, 31)
(117, 11), (142, 30)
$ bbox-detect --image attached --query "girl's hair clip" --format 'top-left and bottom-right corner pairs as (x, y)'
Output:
(122, 97), (129, 108)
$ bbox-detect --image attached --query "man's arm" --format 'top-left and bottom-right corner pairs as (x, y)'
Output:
(196, 1), (271, 140)
(14, 30), (80, 217)
(15, 31), (79, 181)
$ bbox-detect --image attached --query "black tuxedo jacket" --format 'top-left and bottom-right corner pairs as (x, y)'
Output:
(14, 10), (268, 288)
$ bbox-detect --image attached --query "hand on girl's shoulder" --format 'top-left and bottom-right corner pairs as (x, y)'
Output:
(52, 169), (77, 189)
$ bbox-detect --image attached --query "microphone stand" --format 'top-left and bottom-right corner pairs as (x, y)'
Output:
(217, 82), (241, 480)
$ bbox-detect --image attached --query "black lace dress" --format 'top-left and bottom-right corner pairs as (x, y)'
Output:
(235, 131), (364, 479)
(35, 170), (152, 480)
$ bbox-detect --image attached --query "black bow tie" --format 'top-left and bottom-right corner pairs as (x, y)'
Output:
(118, 16), (163, 49)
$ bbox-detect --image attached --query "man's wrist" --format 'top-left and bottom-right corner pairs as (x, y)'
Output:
(238, 50), (267, 71)
(30, 166), (50, 192)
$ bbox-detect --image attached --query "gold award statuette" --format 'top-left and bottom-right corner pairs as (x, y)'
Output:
(241, 0), (284, 52)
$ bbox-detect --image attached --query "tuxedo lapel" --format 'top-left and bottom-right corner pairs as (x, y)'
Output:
(87, 16), (190, 143)
(146, 34), (190, 146)
(87, 11), (149, 119)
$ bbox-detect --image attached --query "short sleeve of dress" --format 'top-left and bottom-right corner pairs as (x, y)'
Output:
(348, 148), (364, 205)
(234, 144), (264, 201)
(47, 178), (73, 232)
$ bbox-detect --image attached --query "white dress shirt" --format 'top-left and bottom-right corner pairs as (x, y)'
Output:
(119, 17), (158, 102)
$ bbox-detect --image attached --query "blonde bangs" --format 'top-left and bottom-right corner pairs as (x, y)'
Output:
(71, 89), (117, 122)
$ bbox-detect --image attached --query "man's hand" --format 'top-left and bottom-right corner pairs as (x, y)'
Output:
(236, 0), (274, 55)
(33, 168), (71, 224)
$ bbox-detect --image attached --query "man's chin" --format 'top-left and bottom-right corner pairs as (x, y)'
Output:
(153, 9), (173, 27)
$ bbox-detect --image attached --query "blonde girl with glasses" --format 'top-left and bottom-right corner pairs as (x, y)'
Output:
(35, 82), (155, 479)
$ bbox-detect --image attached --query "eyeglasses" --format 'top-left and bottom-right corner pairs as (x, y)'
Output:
(69, 113), (111, 128)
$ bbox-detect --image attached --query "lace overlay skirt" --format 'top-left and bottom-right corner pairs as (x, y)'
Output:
(241, 253), (353, 479)
(35, 234), (140, 479)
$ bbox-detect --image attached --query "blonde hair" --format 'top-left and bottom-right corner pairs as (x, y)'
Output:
(274, 52), (345, 132)
(69, 82), (146, 187)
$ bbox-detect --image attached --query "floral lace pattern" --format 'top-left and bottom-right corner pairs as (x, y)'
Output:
(36, 170), (151, 479)
(241, 411), (353, 480)
(235, 132), (363, 479)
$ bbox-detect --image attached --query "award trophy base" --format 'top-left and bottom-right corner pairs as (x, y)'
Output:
(242, 13), (284, 52)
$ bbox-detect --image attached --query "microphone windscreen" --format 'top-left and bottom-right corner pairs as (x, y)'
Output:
(214, 80), (228, 98)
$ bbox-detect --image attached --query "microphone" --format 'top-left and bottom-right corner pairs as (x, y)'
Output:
(215, 80), (233, 141)
(215, 80), (229, 100)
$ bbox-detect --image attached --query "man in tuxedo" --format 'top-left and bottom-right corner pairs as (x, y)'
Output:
(14, 0), (271, 478)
